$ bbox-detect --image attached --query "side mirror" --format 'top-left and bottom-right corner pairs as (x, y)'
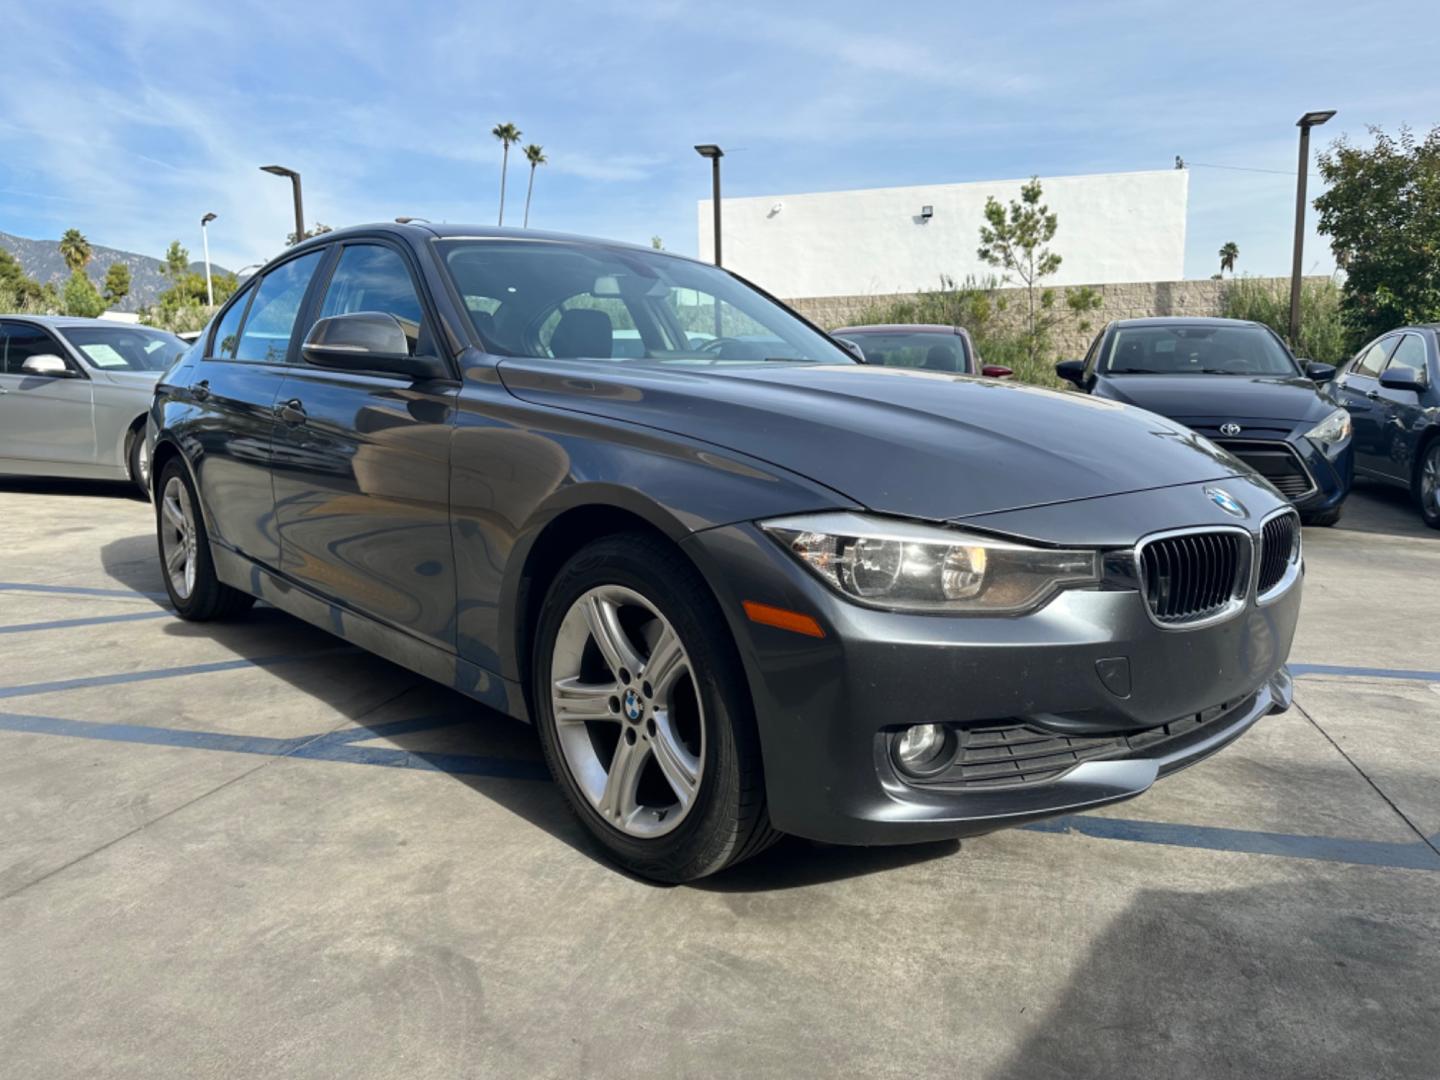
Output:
(301, 312), (447, 380)
(1054, 359), (1087, 388)
(1379, 364), (1426, 393)
(20, 354), (71, 378)
(981, 364), (1013, 379)
(834, 337), (867, 363)
(1303, 361), (1336, 383)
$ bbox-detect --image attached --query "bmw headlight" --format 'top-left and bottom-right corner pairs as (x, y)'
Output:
(1305, 408), (1351, 447)
(760, 512), (1100, 613)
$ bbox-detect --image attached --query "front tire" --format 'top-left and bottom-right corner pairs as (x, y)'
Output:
(531, 533), (777, 882)
(1417, 442), (1440, 531)
(155, 459), (254, 620)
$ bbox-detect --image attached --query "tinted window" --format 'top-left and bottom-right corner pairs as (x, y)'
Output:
(1101, 324), (1298, 376)
(1352, 337), (1394, 378)
(317, 244), (425, 351)
(439, 239), (853, 365)
(210, 287), (252, 359)
(1387, 333), (1428, 378)
(58, 326), (187, 372)
(847, 332), (969, 372)
(234, 251), (325, 363)
(0, 323), (69, 375)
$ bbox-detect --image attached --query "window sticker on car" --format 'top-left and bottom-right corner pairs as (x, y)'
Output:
(80, 344), (128, 367)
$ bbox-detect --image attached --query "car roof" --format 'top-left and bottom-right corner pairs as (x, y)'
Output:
(831, 323), (967, 335)
(1107, 316), (1266, 330)
(289, 222), (708, 265)
(0, 315), (160, 329)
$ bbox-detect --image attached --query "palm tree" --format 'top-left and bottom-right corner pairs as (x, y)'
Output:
(492, 122), (522, 225)
(59, 229), (92, 274)
(1219, 241), (1239, 276)
(522, 144), (547, 227)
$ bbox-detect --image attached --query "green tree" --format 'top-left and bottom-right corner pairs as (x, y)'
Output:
(492, 121), (522, 225)
(102, 262), (132, 306)
(161, 240), (189, 280)
(651, 236), (664, 250)
(1, 246), (52, 309)
(1219, 242), (1239, 276)
(522, 143), (546, 227)
(977, 178), (1094, 367)
(59, 228), (92, 273)
(1315, 125), (1440, 345)
(285, 222), (333, 246)
(62, 269), (105, 317)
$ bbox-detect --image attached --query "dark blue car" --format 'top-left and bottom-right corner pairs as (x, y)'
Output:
(1057, 318), (1353, 526)
(1324, 324), (1440, 530)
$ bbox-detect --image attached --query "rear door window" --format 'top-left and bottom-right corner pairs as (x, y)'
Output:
(233, 251), (325, 363)
(209, 286), (254, 359)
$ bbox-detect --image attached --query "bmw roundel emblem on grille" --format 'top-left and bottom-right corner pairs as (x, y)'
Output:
(1205, 486), (1246, 518)
(1220, 422), (1242, 436)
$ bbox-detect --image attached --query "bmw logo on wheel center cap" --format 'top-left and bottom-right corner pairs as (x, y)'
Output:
(1205, 486), (1246, 518)
(623, 689), (644, 721)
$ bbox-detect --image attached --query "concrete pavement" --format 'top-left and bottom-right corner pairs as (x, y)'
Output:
(1, 476), (1436, 1079)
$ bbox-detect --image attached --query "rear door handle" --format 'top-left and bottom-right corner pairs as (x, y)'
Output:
(1364, 389), (1380, 400)
(277, 399), (307, 425)
(192, 379), (210, 402)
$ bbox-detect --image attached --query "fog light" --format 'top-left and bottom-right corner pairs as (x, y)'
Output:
(894, 723), (948, 775)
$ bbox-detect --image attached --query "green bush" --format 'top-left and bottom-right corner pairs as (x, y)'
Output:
(1221, 275), (1348, 365)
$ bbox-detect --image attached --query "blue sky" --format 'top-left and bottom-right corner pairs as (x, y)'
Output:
(3, 0), (1438, 285)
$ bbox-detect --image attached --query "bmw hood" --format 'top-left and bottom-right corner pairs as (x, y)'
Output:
(496, 359), (1252, 520)
(1095, 374), (1331, 424)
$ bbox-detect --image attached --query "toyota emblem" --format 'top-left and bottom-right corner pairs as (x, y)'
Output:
(1220, 423), (1242, 437)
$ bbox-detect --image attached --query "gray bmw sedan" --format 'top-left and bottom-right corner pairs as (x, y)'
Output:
(149, 224), (1301, 881)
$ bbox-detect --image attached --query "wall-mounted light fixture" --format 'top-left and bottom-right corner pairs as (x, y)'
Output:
(920, 205), (934, 222)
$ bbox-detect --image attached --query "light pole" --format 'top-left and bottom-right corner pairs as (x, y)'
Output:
(694, 144), (724, 267)
(200, 212), (217, 307)
(260, 164), (305, 245)
(1288, 110), (1336, 348)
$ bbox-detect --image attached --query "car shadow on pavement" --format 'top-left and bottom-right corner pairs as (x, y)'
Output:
(0, 477), (145, 501)
(985, 880), (1438, 1080)
(1336, 480), (1433, 540)
(96, 533), (956, 890)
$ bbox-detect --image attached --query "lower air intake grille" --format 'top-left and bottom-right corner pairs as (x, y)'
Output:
(1138, 530), (1247, 625)
(1218, 440), (1315, 501)
(1258, 512), (1300, 596)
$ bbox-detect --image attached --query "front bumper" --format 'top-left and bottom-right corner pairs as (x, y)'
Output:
(682, 508), (1302, 846)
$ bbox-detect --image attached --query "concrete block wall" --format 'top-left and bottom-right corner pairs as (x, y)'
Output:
(790, 276), (1329, 360)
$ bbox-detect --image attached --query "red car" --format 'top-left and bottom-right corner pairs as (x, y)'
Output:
(832, 323), (1013, 378)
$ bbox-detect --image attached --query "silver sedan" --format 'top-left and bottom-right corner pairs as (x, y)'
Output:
(0, 316), (189, 494)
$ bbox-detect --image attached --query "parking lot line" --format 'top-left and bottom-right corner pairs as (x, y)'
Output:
(3, 706), (1436, 874)
(0, 581), (169, 602)
(0, 611), (171, 635)
(0, 649), (360, 700)
(1290, 662), (1440, 682)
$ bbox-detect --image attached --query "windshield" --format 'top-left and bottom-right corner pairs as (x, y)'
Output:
(844, 331), (971, 373)
(58, 326), (188, 372)
(1101, 324), (1299, 377)
(437, 239), (855, 365)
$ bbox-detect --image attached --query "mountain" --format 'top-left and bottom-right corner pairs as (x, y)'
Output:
(0, 230), (233, 312)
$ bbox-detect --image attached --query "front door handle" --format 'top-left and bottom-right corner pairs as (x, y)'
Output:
(1364, 389), (1380, 400)
(192, 379), (211, 402)
(277, 399), (307, 425)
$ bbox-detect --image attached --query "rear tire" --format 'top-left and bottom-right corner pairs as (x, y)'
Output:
(1301, 505), (1343, 527)
(531, 532), (778, 882)
(1417, 442), (1440, 531)
(126, 426), (151, 499)
(155, 458), (255, 621)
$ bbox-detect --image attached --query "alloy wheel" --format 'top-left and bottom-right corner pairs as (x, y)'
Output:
(1424, 445), (1440, 518)
(160, 475), (197, 600)
(549, 585), (705, 838)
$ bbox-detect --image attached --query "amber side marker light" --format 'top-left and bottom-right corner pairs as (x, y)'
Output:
(742, 600), (826, 639)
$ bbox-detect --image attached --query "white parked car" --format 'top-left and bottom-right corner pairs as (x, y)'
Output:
(0, 316), (189, 494)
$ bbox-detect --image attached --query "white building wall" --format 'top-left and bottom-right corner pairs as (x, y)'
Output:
(698, 169), (1188, 298)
